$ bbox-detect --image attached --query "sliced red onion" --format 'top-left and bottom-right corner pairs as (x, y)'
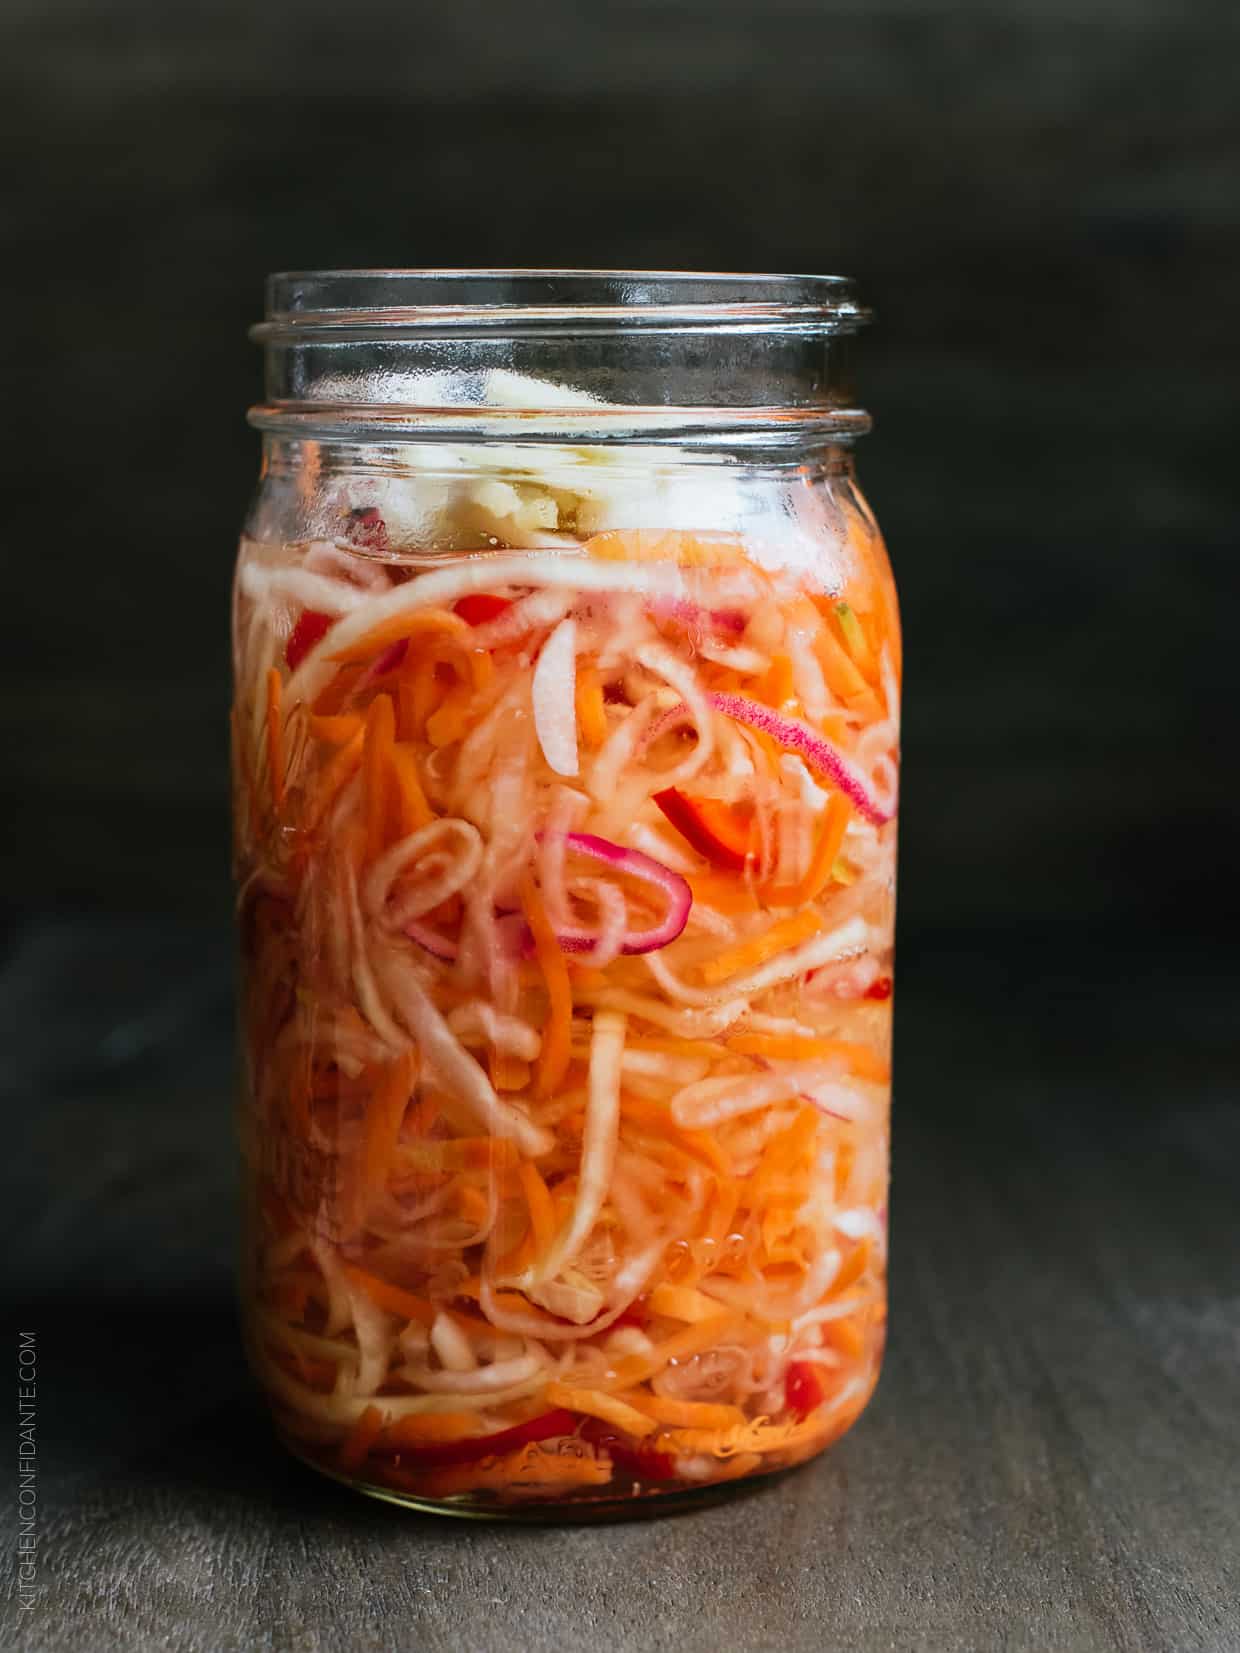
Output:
(651, 597), (747, 635)
(554, 832), (691, 955)
(707, 692), (895, 825)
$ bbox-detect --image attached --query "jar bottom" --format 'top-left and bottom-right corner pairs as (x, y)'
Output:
(276, 1411), (861, 1524)
(286, 1444), (799, 1523)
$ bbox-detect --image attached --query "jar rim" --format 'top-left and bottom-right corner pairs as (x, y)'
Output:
(253, 269), (871, 341)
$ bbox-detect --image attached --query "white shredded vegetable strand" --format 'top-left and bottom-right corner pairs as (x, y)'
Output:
(528, 1010), (626, 1285)
(532, 616), (580, 776)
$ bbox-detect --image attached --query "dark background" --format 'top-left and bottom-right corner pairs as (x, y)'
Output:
(8, 0), (1237, 942)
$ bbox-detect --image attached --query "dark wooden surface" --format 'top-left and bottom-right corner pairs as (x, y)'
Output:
(6, 917), (1237, 1652)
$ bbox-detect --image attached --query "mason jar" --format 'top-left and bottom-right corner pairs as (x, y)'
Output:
(232, 270), (899, 1517)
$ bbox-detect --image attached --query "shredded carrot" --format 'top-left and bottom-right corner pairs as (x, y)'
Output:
(300, 727), (365, 835)
(765, 792), (852, 907)
(265, 667), (285, 809)
(340, 1264), (436, 1327)
(574, 662), (608, 747)
(832, 601), (879, 684)
(823, 1314), (866, 1360)
(584, 529), (750, 567)
(725, 1033), (889, 1083)
(754, 651), (795, 708)
(362, 693), (396, 860)
(648, 1282), (727, 1324)
(425, 685), (474, 748)
(829, 1239), (872, 1297)
(658, 1412), (830, 1459)
(329, 607), (472, 667)
(698, 908), (822, 985)
(522, 876), (572, 1096)
(489, 1050), (531, 1092)
(309, 713), (364, 746)
(339, 1403), (384, 1472)
(814, 621), (870, 702)
(687, 872), (759, 916)
(382, 1411), (487, 1448)
(453, 1181), (491, 1227)
(545, 1383), (658, 1438)
(389, 743), (432, 833)
(518, 1161), (557, 1261)
(624, 1394), (746, 1429)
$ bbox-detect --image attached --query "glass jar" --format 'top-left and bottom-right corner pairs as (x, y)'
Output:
(232, 271), (899, 1518)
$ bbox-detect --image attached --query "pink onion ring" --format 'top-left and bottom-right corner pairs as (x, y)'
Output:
(707, 692), (895, 825)
(527, 832), (692, 956)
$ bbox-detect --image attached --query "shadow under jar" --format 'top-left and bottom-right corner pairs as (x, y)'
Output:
(232, 270), (899, 1518)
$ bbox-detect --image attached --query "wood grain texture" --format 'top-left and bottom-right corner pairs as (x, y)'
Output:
(4, 918), (1236, 1652)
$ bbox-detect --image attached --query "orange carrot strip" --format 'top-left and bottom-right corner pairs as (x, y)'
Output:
(574, 664), (608, 748)
(456, 1183), (491, 1227)
(389, 743), (433, 833)
(519, 1161), (557, 1261)
(382, 1411), (487, 1448)
(724, 1033), (889, 1083)
(300, 728), (363, 827)
(829, 1239), (872, 1297)
(823, 1315), (866, 1360)
(309, 713), (364, 746)
(754, 651), (795, 708)
(584, 529), (750, 568)
(658, 1412), (830, 1458)
(697, 908), (822, 985)
(544, 1383), (658, 1438)
(339, 1403), (384, 1472)
(765, 793), (852, 908)
(685, 873), (755, 917)
(340, 1264), (436, 1327)
(624, 1394), (746, 1429)
(832, 600), (879, 683)
(648, 1283), (726, 1324)
(265, 667), (285, 809)
(814, 621), (870, 701)
(522, 876), (572, 1097)
(328, 608), (471, 666)
(362, 694), (396, 860)
(425, 686), (474, 748)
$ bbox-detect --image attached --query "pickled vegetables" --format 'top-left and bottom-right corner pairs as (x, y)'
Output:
(233, 503), (898, 1510)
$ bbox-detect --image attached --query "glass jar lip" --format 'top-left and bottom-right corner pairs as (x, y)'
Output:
(253, 268), (871, 341)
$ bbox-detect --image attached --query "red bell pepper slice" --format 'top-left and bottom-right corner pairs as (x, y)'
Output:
(285, 610), (333, 671)
(454, 594), (513, 627)
(784, 1360), (826, 1420)
(388, 1408), (578, 1469)
(653, 788), (757, 872)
